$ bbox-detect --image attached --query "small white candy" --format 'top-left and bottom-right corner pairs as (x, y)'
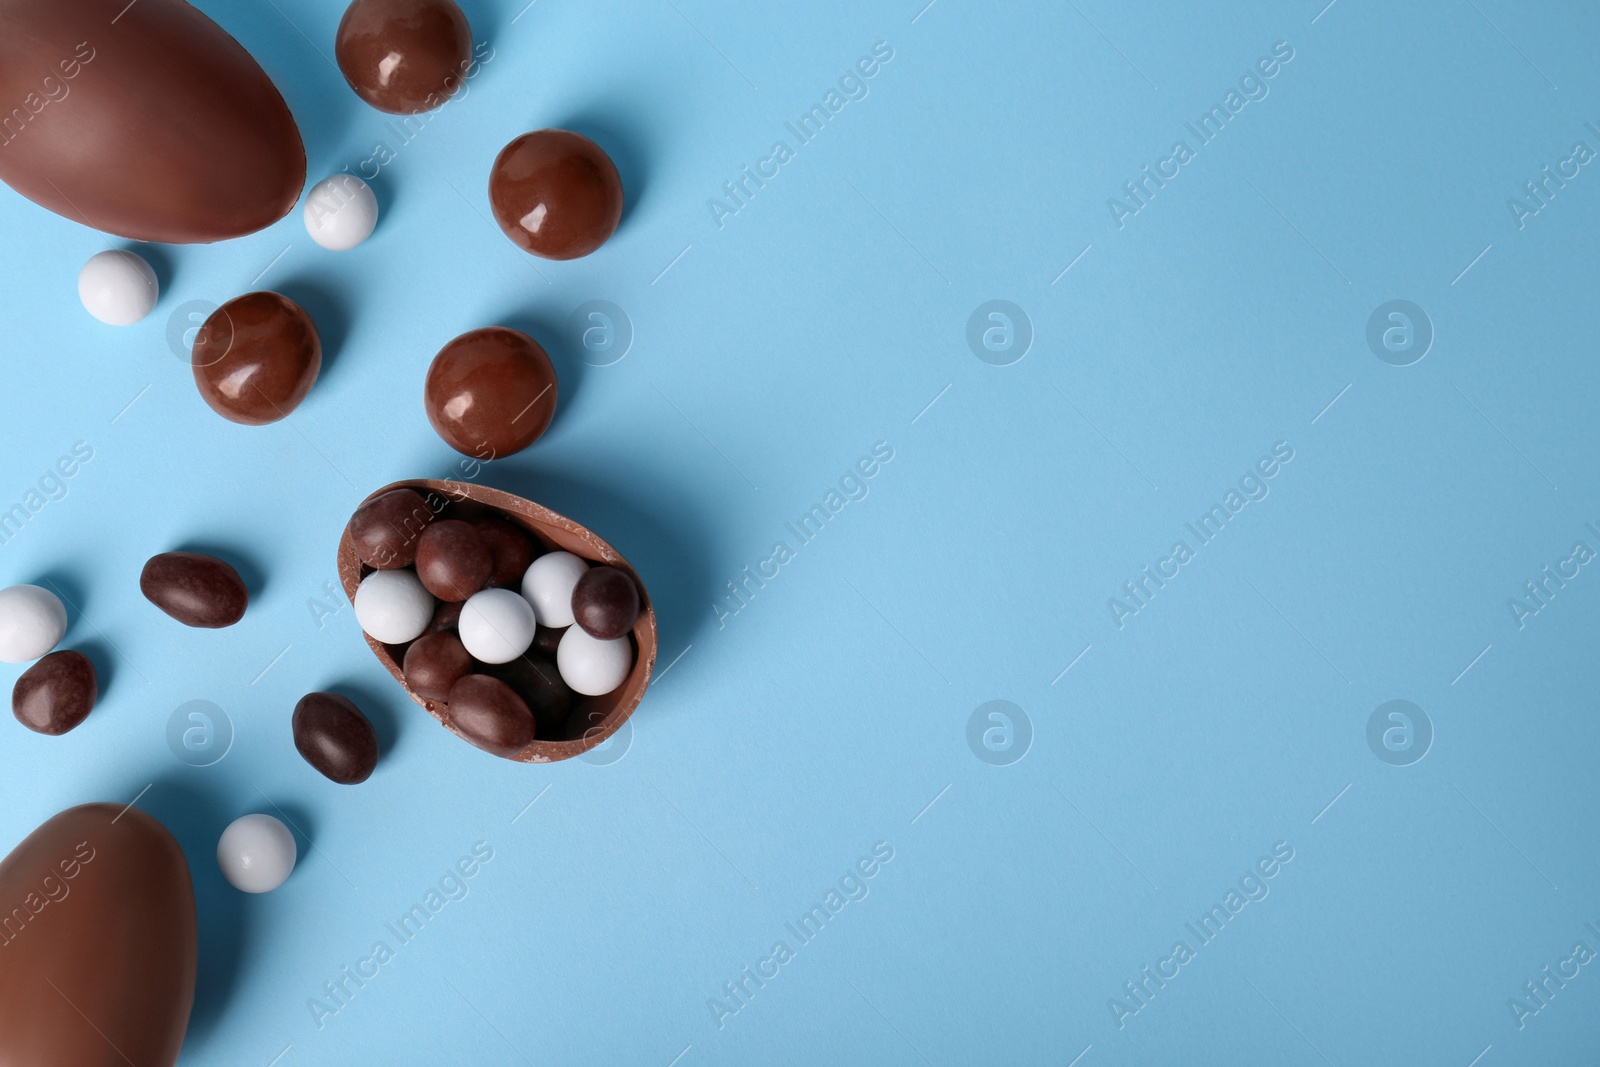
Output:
(0, 584), (67, 663)
(353, 569), (433, 645)
(303, 174), (378, 251)
(217, 813), (296, 893)
(459, 588), (536, 664)
(556, 625), (632, 696)
(78, 249), (158, 325)
(520, 551), (588, 628)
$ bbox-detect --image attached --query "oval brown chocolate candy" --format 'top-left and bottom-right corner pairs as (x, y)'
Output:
(415, 519), (491, 601)
(140, 551), (248, 628)
(444, 674), (537, 757)
(403, 632), (471, 703)
(488, 129), (623, 260)
(192, 292), (321, 425)
(486, 653), (575, 736)
(476, 518), (535, 589)
(424, 327), (557, 458)
(12, 650), (96, 735)
(0, 0), (304, 243)
(571, 565), (639, 641)
(335, 0), (473, 114)
(292, 692), (379, 784)
(349, 487), (435, 568)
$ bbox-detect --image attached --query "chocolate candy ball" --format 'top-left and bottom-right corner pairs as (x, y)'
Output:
(424, 327), (557, 457)
(445, 674), (536, 758)
(291, 692), (378, 784)
(476, 518), (535, 589)
(349, 488), (435, 569)
(415, 519), (491, 601)
(192, 292), (321, 425)
(140, 552), (248, 628)
(488, 129), (623, 260)
(403, 632), (471, 702)
(335, 0), (473, 115)
(12, 650), (97, 735)
(427, 598), (464, 634)
(532, 624), (564, 656)
(571, 566), (639, 640)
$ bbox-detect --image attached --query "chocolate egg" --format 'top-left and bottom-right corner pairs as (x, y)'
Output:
(337, 479), (656, 762)
(0, 0), (304, 243)
(424, 327), (557, 457)
(0, 803), (196, 1066)
(488, 129), (624, 259)
(335, 0), (473, 114)
(192, 292), (321, 425)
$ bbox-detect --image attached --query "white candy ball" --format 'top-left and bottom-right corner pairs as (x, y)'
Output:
(520, 551), (588, 628)
(353, 570), (433, 645)
(459, 588), (536, 664)
(556, 625), (632, 696)
(78, 249), (158, 325)
(303, 174), (378, 251)
(217, 813), (297, 893)
(0, 584), (67, 663)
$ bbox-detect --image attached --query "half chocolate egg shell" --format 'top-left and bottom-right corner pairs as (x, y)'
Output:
(337, 479), (656, 762)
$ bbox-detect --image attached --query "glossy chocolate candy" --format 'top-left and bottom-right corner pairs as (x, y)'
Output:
(348, 487), (436, 568)
(403, 632), (471, 702)
(292, 692), (378, 784)
(476, 518), (535, 588)
(193, 292), (321, 425)
(488, 129), (623, 259)
(140, 551), (248, 628)
(445, 674), (536, 757)
(415, 519), (491, 601)
(335, 0), (473, 114)
(0, 803), (196, 1067)
(572, 565), (640, 641)
(0, 0), (304, 243)
(424, 327), (557, 457)
(12, 649), (96, 734)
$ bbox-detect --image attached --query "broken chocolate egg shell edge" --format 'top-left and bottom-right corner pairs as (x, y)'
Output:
(337, 478), (656, 762)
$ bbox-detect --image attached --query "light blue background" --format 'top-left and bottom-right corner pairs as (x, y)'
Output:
(1, 0), (1598, 1063)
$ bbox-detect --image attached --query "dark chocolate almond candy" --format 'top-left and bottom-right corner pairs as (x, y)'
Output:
(12, 650), (96, 735)
(0, 803), (196, 1066)
(415, 519), (491, 601)
(403, 632), (471, 702)
(0, 0), (304, 242)
(445, 674), (536, 757)
(292, 692), (378, 784)
(486, 653), (575, 737)
(140, 551), (248, 627)
(348, 487), (436, 568)
(337, 479), (656, 763)
(476, 518), (535, 588)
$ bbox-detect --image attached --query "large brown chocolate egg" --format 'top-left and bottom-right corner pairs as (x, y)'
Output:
(488, 129), (624, 259)
(0, 0), (304, 243)
(424, 327), (557, 457)
(335, 0), (474, 114)
(0, 803), (196, 1067)
(192, 292), (322, 425)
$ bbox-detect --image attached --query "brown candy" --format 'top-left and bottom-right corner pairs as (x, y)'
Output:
(427, 598), (464, 634)
(335, 0), (473, 114)
(424, 327), (557, 457)
(349, 488), (435, 568)
(0, 804), (196, 1067)
(0, 0), (304, 243)
(476, 518), (535, 588)
(444, 674), (536, 757)
(488, 129), (623, 260)
(192, 292), (321, 425)
(414, 519), (491, 601)
(140, 552), (248, 628)
(292, 692), (379, 784)
(571, 566), (640, 640)
(532, 624), (564, 656)
(12, 650), (96, 735)
(403, 632), (471, 702)
(487, 654), (575, 736)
